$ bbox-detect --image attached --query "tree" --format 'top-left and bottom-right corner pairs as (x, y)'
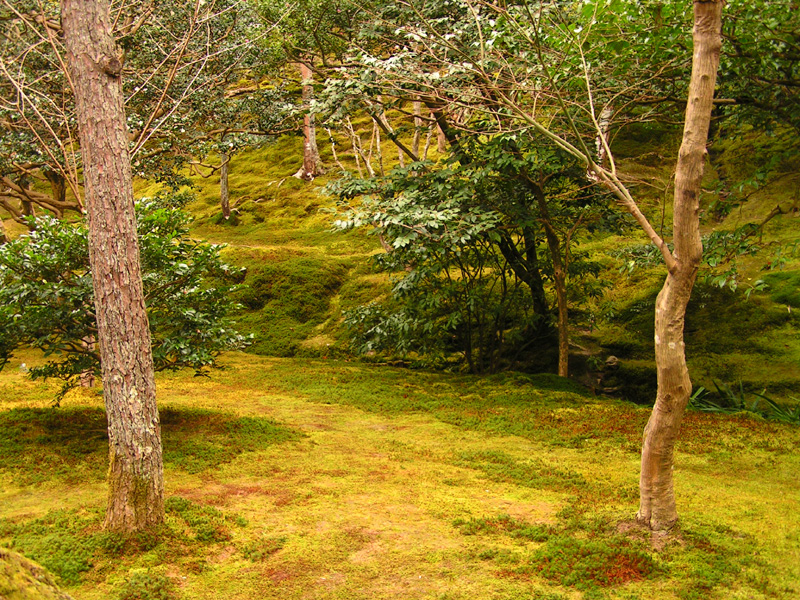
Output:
(636, 0), (723, 530)
(0, 196), (249, 399)
(61, 0), (162, 532)
(257, 0), (369, 179)
(1, 0), (272, 222)
(324, 0), (725, 529)
(331, 133), (608, 375)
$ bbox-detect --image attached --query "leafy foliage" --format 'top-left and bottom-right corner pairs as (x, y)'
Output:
(332, 134), (610, 372)
(0, 195), (250, 399)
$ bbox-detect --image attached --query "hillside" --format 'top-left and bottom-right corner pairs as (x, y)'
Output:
(152, 123), (800, 407)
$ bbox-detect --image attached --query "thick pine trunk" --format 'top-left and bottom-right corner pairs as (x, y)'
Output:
(62, 0), (164, 532)
(637, 0), (722, 531)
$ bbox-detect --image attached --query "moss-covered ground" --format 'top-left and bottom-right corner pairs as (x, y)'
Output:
(1, 348), (799, 600)
(2, 115), (799, 600)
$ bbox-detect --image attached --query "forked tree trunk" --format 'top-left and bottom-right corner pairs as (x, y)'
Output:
(62, 0), (164, 532)
(637, 0), (723, 531)
(295, 62), (324, 180)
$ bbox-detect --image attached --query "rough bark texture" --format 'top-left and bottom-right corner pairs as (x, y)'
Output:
(295, 62), (324, 180)
(62, 0), (164, 532)
(637, 0), (723, 531)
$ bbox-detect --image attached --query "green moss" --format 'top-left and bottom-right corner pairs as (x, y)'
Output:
(453, 515), (550, 542)
(762, 270), (800, 308)
(517, 535), (658, 590)
(0, 499), (247, 588)
(0, 511), (99, 586)
(0, 407), (300, 484)
(455, 450), (590, 494)
(115, 570), (175, 600)
(0, 547), (75, 600)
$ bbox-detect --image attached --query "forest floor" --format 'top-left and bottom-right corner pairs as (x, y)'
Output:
(1, 349), (799, 600)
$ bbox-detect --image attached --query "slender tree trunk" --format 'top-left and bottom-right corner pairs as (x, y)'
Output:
(412, 101), (422, 158)
(535, 200), (569, 378)
(220, 152), (230, 219)
(0, 216), (7, 244)
(637, 0), (722, 531)
(62, 0), (164, 532)
(295, 62), (324, 180)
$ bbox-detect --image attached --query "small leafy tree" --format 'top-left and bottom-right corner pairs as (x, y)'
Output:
(0, 195), (250, 402)
(331, 132), (609, 373)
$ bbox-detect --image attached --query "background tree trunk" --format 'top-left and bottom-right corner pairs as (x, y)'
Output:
(220, 152), (230, 219)
(62, 0), (164, 532)
(295, 62), (324, 180)
(412, 101), (422, 158)
(637, 0), (723, 531)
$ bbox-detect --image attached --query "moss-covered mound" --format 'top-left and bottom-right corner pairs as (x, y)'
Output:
(0, 548), (74, 600)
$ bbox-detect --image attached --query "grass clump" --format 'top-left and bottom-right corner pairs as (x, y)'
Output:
(115, 570), (175, 600)
(165, 496), (244, 543)
(0, 511), (99, 586)
(0, 498), (247, 588)
(453, 515), (550, 542)
(516, 535), (657, 590)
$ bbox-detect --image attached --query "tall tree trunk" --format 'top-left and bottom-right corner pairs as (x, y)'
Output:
(220, 152), (230, 220)
(295, 62), (324, 180)
(412, 101), (422, 158)
(0, 216), (7, 244)
(534, 193), (569, 378)
(62, 0), (164, 532)
(637, 0), (722, 531)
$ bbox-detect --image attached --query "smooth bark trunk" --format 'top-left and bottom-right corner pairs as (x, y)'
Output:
(637, 0), (722, 531)
(62, 0), (164, 532)
(412, 101), (422, 158)
(295, 62), (324, 180)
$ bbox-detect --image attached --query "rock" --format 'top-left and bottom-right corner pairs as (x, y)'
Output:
(0, 548), (75, 600)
